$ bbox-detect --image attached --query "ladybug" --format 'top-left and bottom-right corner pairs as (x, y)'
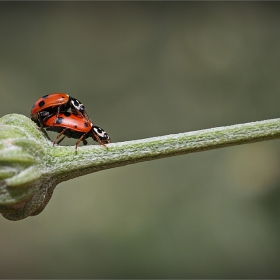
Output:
(30, 92), (89, 128)
(42, 111), (111, 151)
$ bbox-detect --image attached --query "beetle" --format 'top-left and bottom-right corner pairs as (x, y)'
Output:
(42, 111), (111, 151)
(30, 92), (90, 128)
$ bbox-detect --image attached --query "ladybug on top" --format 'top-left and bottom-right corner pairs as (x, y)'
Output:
(30, 92), (111, 151)
(30, 92), (89, 128)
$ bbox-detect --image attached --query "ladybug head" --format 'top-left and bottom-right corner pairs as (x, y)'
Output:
(70, 98), (85, 113)
(92, 126), (111, 144)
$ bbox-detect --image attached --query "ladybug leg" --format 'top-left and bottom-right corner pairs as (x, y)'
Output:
(53, 105), (61, 126)
(56, 135), (66, 145)
(71, 108), (91, 122)
(76, 110), (84, 118)
(37, 113), (44, 130)
(37, 111), (51, 130)
(92, 132), (107, 148)
(74, 134), (86, 152)
(52, 128), (67, 146)
(83, 111), (91, 122)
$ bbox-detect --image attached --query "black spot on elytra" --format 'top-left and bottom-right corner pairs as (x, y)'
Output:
(56, 117), (64, 124)
(84, 123), (89, 127)
(38, 100), (45, 108)
(63, 112), (71, 117)
(74, 125), (78, 128)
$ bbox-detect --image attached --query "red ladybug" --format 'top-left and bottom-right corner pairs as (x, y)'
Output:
(30, 92), (90, 128)
(42, 111), (111, 151)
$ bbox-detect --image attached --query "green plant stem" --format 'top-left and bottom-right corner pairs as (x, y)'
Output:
(1, 114), (280, 221)
(51, 118), (280, 181)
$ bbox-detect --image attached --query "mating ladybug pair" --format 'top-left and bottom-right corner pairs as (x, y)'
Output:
(30, 93), (111, 151)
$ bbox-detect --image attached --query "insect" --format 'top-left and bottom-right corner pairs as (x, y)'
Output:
(30, 92), (90, 128)
(42, 112), (111, 151)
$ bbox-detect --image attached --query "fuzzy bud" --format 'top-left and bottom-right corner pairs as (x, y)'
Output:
(0, 114), (52, 221)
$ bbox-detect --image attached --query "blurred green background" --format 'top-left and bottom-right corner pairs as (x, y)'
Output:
(1, 2), (280, 278)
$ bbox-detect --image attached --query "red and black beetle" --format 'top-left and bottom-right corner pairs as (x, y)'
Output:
(42, 112), (111, 151)
(30, 92), (90, 128)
